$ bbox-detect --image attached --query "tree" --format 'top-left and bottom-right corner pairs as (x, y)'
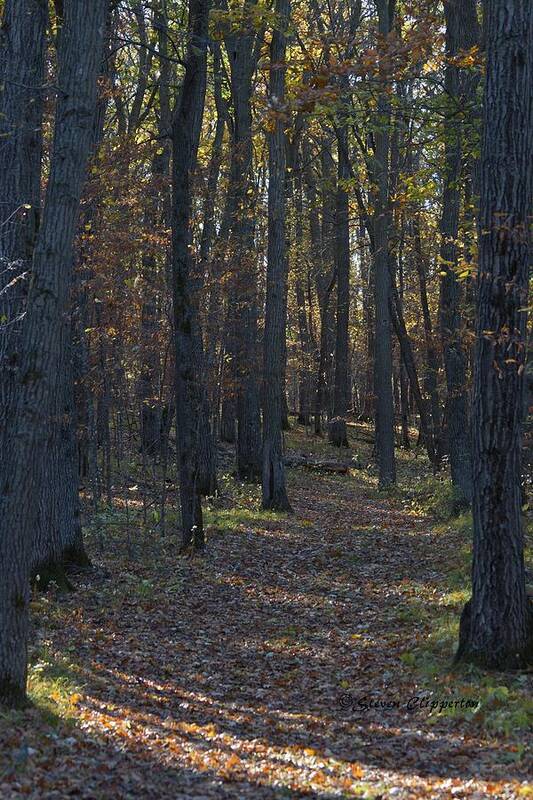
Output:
(0, 0), (46, 278)
(262, 0), (292, 511)
(456, 0), (533, 669)
(0, 0), (109, 708)
(171, 0), (210, 551)
(0, 0), (47, 449)
(372, 0), (396, 487)
(330, 126), (351, 448)
(438, 0), (480, 504)
(138, 12), (172, 459)
(223, 1), (263, 481)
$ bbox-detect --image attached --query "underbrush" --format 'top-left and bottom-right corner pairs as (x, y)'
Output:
(404, 474), (470, 522)
(398, 491), (533, 741)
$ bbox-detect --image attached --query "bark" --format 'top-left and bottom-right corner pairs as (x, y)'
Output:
(192, 44), (226, 496)
(0, 0), (46, 280)
(33, 324), (81, 591)
(170, 0), (209, 550)
(139, 1), (171, 458)
(225, 10), (262, 480)
(332, 124), (351, 446)
(413, 217), (441, 458)
(360, 225), (375, 420)
(72, 3), (114, 513)
(0, 0), (47, 435)
(399, 358), (410, 449)
(262, 0), (291, 511)
(396, 247), (410, 449)
(439, 0), (480, 503)
(0, 0), (108, 708)
(389, 281), (437, 469)
(58, 329), (90, 568)
(372, 0), (396, 486)
(128, 3), (152, 134)
(308, 144), (336, 434)
(457, 0), (533, 670)
(220, 388), (236, 442)
(294, 273), (314, 426)
(301, 142), (323, 430)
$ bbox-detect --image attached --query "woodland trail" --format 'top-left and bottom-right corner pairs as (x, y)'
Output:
(1, 442), (531, 799)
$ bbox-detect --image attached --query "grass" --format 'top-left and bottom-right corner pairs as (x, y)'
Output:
(27, 650), (83, 725)
(394, 479), (533, 740)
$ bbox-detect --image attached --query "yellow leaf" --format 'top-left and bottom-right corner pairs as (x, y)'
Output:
(224, 753), (241, 769)
(350, 763), (364, 778)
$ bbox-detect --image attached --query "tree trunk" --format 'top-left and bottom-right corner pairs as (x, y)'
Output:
(262, 0), (291, 511)
(372, 0), (396, 487)
(225, 14), (262, 481)
(0, 0), (47, 532)
(332, 125), (351, 447)
(456, 0), (533, 670)
(389, 282), (437, 469)
(0, 0), (46, 325)
(0, 0), (108, 709)
(360, 224), (375, 421)
(439, 0), (480, 503)
(139, 3), (173, 458)
(413, 217), (441, 460)
(170, 0), (209, 551)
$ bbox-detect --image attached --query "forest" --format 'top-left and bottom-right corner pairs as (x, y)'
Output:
(0, 0), (531, 797)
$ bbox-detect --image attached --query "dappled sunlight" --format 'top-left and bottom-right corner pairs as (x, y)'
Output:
(2, 458), (529, 798)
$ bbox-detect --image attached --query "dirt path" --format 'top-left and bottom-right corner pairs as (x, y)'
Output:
(1, 465), (531, 798)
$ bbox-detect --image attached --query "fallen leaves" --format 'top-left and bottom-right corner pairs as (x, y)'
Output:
(0, 438), (531, 798)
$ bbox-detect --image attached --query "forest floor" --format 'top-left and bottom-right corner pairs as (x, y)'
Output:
(0, 422), (531, 799)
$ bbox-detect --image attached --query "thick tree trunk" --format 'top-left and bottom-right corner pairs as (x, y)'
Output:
(0, 0), (46, 320)
(0, 0), (108, 708)
(0, 0), (47, 519)
(456, 0), (533, 670)
(33, 325), (82, 591)
(171, 0), (209, 551)
(262, 0), (291, 511)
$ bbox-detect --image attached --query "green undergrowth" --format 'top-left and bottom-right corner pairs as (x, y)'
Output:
(23, 596), (85, 725)
(403, 474), (469, 522)
(205, 472), (288, 532)
(397, 486), (533, 740)
(27, 649), (83, 726)
(204, 504), (285, 532)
